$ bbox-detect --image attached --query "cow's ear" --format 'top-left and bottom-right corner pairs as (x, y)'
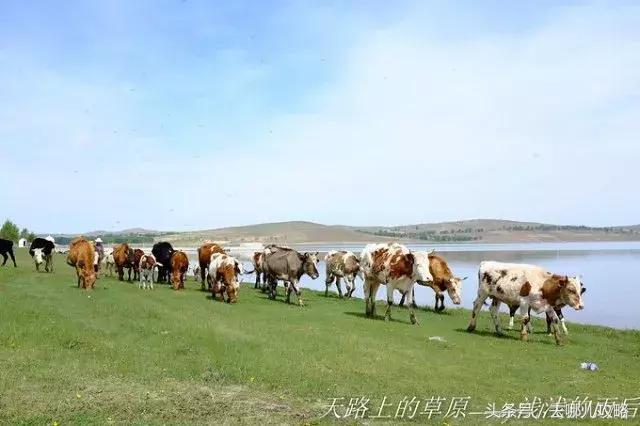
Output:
(581, 287), (587, 295)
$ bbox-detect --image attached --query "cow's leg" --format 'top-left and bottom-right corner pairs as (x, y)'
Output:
(384, 283), (394, 322)
(545, 307), (563, 345)
(117, 266), (123, 281)
(127, 267), (132, 282)
(200, 264), (207, 290)
(406, 285), (418, 325)
(490, 298), (503, 335)
(268, 276), (278, 300)
(324, 273), (334, 297)
(364, 277), (375, 317)
(467, 291), (488, 332)
(335, 276), (343, 298)
(0, 252), (7, 266)
(508, 305), (518, 329)
(411, 288), (418, 309)
(291, 279), (304, 306)
(399, 291), (406, 307)
(254, 269), (260, 289)
(557, 308), (568, 334)
(76, 267), (82, 288)
(520, 303), (531, 341)
(437, 294), (445, 312)
(347, 275), (356, 298)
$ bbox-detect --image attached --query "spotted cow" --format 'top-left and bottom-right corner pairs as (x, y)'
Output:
(360, 243), (431, 325)
(198, 242), (226, 290)
(467, 261), (585, 344)
(324, 250), (362, 298)
(207, 253), (242, 303)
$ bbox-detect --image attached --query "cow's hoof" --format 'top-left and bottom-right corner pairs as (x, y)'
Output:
(410, 317), (419, 325)
(466, 324), (476, 332)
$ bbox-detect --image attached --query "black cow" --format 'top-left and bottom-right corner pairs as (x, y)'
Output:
(0, 238), (17, 267)
(151, 242), (174, 283)
(29, 237), (55, 272)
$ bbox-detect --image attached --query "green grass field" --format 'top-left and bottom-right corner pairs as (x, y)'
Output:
(1, 248), (639, 425)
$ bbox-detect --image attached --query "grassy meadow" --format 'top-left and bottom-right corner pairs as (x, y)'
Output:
(1, 248), (639, 425)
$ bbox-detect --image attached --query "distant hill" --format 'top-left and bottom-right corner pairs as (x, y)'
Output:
(51, 219), (640, 245)
(350, 219), (640, 243)
(159, 221), (392, 245)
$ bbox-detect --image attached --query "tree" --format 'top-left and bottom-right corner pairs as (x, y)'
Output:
(0, 220), (20, 242)
(20, 227), (29, 240)
(27, 232), (36, 242)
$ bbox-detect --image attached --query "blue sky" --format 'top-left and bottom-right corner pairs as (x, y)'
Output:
(1, 1), (639, 233)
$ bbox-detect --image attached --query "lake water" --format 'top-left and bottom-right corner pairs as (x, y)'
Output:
(274, 242), (640, 330)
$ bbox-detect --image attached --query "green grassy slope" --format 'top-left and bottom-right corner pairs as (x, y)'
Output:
(1, 249), (638, 425)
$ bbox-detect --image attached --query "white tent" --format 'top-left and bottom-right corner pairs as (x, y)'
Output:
(18, 238), (27, 248)
(45, 235), (55, 243)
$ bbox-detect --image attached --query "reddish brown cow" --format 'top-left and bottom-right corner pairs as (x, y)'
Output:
(197, 242), (226, 290)
(171, 250), (189, 290)
(132, 248), (144, 281)
(66, 237), (97, 289)
(113, 243), (135, 282)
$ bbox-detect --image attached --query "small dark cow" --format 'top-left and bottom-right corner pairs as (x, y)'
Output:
(66, 237), (97, 289)
(132, 248), (144, 281)
(198, 242), (226, 290)
(170, 250), (189, 290)
(467, 261), (585, 345)
(113, 243), (135, 282)
(324, 250), (361, 298)
(0, 238), (17, 267)
(29, 237), (55, 272)
(152, 242), (174, 283)
(263, 247), (319, 305)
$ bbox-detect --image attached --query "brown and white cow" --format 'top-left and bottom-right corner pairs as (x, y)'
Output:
(66, 237), (97, 289)
(507, 284), (586, 334)
(197, 242), (226, 290)
(399, 250), (465, 311)
(207, 253), (242, 303)
(360, 243), (432, 325)
(139, 254), (160, 290)
(324, 250), (362, 298)
(170, 250), (189, 290)
(467, 261), (585, 345)
(113, 243), (135, 282)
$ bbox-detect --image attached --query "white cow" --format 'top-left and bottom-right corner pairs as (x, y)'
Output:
(467, 261), (585, 344)
(102, 248), (115, 277)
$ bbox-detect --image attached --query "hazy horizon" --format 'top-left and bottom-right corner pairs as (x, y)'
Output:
(2, 1), (638, 233)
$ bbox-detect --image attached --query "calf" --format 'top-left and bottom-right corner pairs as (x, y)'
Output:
(0, 238), (17, 267)
(263, 247), (319, 305)
(139, 254), (160, 290)
(467, 261), (585, 344)
(66, 237), (97, 289)
(207, 253), (242, 303)
(193, 264), (201, 282)
(29, 237), (55, 272)
(152, 242), (174, 283)
(324, 250), (361, 298)
(252, 251), (267, 289)
(198, 242), (226, 290)
(507, 285), (586, 334)
(360, 243), (430, 325)
(399, 251), (465, 311)
(132, 248), (144, 281)
(101, 248), (115, 277)
(113, 243), (135, 281)
(170, 250), (189, 290)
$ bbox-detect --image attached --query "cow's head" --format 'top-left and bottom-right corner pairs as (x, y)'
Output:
(303, 252), (320, 279)
(83, 268), (97, 288)
(446, 276), (466, 305)
(413, 253), (431, 283)
(32, 248), (45, 266)
(557, 275), (585, 310)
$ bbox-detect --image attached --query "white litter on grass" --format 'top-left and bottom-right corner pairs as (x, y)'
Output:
(580, 362), (599, 371)
(428, 336), (446, 342)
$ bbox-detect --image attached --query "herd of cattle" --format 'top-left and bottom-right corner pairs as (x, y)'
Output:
(0, 237), (586, 345)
